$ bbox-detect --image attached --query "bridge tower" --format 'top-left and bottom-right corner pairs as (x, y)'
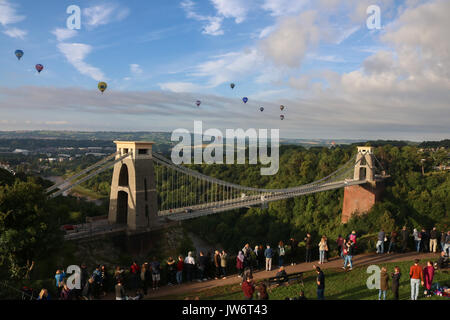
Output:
(342, 146), (384, 223)
(108, 141), (159, 231)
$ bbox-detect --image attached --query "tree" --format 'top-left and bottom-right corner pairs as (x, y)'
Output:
(0, 179), (63, 279)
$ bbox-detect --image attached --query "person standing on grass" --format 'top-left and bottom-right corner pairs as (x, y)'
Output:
(440, 231), (446, 253)
(387, 230), (397, 254)
(409, 259), (424, 300)
(220, 250), (227, 279)
(92, 265), (102, 299)
(289, 237), (299, 265)
(336, 235), (345, 257)
(444, 230), (450, 256)
(314, 266), (325, 300)
(254, 245), (261, 270)
(100, 265), (109, 296)
(379, 267), (389, 300)
(349, 231), (357, 250)
(241, 275), (255, 300)
(430, 227), (438, 253)
(236, 251), (245, 278)
(391, 266), (401, 300)
(423, 261), (434, 297)
(304, 233), (313, 263)
(166, 257), (176, 286)
(55, 269), (65, 297)
(343, 240), (354, 270)
(318, 236), (328, 264)
(130, 261), (140, 290)
(176, 256), (184, 285)
(421, 229), (429, 252)
(151, 257), (161, 290)
(214, 250), (221, 279)
(376, 229), (385, 254)
(413, 228), (421, 253)
(184, 252), (195, 282)
(401, 226), (409, 253)
(278, 241), (286, 267)
(264, 245), (273, 271)
(140, 263), (148, 295)
(197, 251), (207, 281)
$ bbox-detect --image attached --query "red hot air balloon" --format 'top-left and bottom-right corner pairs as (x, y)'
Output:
(35, 64), (44, 73)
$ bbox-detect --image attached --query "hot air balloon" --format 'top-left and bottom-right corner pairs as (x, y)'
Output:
(230, 83), (235, 89)
(196, 100), (201, 107)
(35, 64), (44, 73)
(280, 105), (285, 111)
(15, 50), (24, 60)
(280, 115), (285, 120)
(98, 82), (107, 94)
(242, 97), (248, 104)
(260, 106), (264, 112)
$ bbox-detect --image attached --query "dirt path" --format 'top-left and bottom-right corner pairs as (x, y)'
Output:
(135, 251), (439, 299)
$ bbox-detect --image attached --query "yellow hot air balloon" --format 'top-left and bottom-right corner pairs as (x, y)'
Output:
(98, 82), (107, 94)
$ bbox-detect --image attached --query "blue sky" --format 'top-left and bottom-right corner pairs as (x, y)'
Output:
(0, 0), (449, 140)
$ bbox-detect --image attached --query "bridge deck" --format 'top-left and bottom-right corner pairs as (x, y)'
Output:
(159, 179), (368, 221)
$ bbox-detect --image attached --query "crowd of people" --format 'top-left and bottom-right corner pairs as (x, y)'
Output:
(376, 227), (450, 255)
(28, 227), (448, 301)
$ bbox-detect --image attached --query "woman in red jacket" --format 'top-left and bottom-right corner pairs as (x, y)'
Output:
(242, 275), (255, 300)
(423, 261), (435, 297)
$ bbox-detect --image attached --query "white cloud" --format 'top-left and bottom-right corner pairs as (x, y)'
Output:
(158, 82), (201, 93)
(193, 49), (265, 87)
(57, 43), (106, 81)
(0, 0), (25, 26)
(83, 4), (129, 28)
(202, 16), (224, 36)
(130, 64), (143, 75)
(262, 0), (309, 16)
(0, 0), (26, 38)
(260, 11), (320, 68)
(210, 0), (250, 23)
(334, 25), (359, 44)
(181, 0), (225, 36)
(52, 28), (77, 42)
(258, 25), (276, 39)
(2, 27), (26, 39)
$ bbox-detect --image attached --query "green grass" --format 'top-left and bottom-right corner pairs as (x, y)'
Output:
(158, 259), (450, 300)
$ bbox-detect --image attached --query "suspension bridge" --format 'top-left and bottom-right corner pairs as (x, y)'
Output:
(45, 141), (387, 239)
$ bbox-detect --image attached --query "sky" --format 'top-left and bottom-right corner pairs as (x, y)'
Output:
(0, 0), (449, 141)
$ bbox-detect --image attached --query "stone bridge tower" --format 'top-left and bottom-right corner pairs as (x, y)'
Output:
(342, 146), (384, 223)
(108, 141), (159, 231)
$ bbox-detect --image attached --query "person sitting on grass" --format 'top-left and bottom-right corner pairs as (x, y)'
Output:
(294, 290), (307, 300)
(437, 251), (448, 270)
(256, 283), (269, 300)
(275, 266), (288, 285)
(242, 275), (255, 300)
(115, 279), (126, 300)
